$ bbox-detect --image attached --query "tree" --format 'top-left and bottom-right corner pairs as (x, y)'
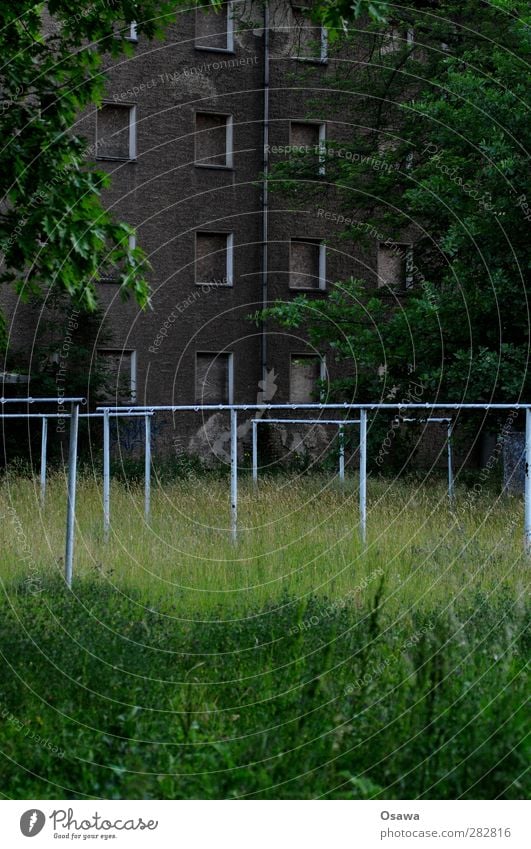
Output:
(0, 0), (206, 354)
(0, 0), (385, 357)
(263, 0), (531, 404)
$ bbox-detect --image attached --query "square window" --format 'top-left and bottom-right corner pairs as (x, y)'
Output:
(289, 238), (326, 290)
(292, 8), (328, 62)
(381, 25), (414, 55)
(97, 349), (137, 402)
(195, 352), (233, 404)
(195, 232), (233, 286)
(195, 112), (233, 167)
(290, 121), (326, 174)
(290, 354), (323, 403)
(377, 242), (414, 289)
(96, 104), (136, 160)
(195, 1), (234, 51)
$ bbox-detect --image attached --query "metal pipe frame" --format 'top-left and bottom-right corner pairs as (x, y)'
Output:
(401, 417), (454, 503)
(64, 402), (79, 588)
(101, 413), (154, 541)
(339, 425), (345, 483)
(2, 411), (152, 513)
(1, 408), (154, 578)
(0, 412), (150, 419)
(97, 402), (528, 552)
(103, 409), (110, 542)
(0, 397), (82, 589)
(0, 397), (85, 405)
(144, 414), (151, 522)
(40, 416), (48, 508)
(97, 403), (530, 413)
(230, 409), (238, 543)
(525, 410), (531, 554)
(359, 409), (367, 545)
(250, 417), (360, 484)
(252, 418), (362, 425)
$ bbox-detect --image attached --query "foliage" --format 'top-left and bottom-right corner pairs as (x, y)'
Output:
(313, 0), (389, 31)
(7, 291), (111, 398)
(0, 0), (234, 345)
(0, 474), (526, 797)
(263, 0), (531, 403)
(0, 580), (527, 798)
(0, 0), (387, 348)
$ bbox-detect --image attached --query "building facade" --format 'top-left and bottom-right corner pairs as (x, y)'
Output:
(2, 2), (425, 463)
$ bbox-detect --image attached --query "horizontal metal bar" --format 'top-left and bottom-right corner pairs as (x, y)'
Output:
(401, 417), (452, 423)
(252, 418), (361, 425)
(97, 403), (528, 413)
(0, 412), (153, 419)
(0, 397), (85, 405)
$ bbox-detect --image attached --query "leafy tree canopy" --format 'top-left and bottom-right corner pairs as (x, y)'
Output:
(263, 0), (530, 403)
(0, 0), (386, 356)
(0, 0), (205, 355)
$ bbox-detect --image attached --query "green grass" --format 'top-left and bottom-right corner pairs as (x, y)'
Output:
(0, 472), (527, 611)
(0, 473), (528, 798)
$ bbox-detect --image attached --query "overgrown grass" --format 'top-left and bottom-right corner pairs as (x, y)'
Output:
(0, 474), (528, 798)
(0, 473), (526, 612)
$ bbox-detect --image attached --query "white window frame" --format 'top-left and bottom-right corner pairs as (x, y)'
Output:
(381, 25), (414, 55)
(294, 26), (328, 64)
(377, 241), (414, 290)
(194, 112), (233, 169)
(195, 231), (234, 287)
(289, 238), (326, 291)
(291, 6), (328, 65)
(195, 1), (235, 53)
(97, 348), (137, 402)
(289, 120), (326, 175)
(318, 122), (326, 174)
(96, 102), (137, 161)
(289, 353), (326, 403)
(318, 241), (326, 288)
(195, 351), (234, 404)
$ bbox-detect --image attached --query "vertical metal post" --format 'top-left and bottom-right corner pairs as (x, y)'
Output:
(103, 408), (110, 542)
(230, 409), (238, 543)
(252, 420), (258, 484)
(359, 409), (367, 545)
(40, 416), (48, 508)
(144, 414), (151, 522)
(339, 424), (345, 482)
(447, 420), (455, 504)
(525, 409), (531, 554)
(64, 402), (79, 588)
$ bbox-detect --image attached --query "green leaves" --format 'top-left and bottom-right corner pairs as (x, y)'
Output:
(264, 0), (530, 403)
(0, 1), (216, 335)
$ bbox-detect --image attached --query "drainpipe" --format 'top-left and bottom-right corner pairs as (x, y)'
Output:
(261, 1), (270, 387)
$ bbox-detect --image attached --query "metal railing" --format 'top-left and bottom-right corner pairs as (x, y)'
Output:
(1, 398), (84, 587)
(251, 418), (361, 483)
(98, 402), (530, 555)
(2, 400), (527, 588)
(1, 403), (152, 585)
